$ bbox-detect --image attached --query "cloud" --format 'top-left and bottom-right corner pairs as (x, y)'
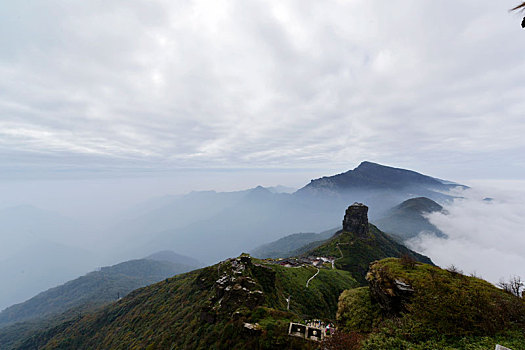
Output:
(0, 0), (524, 177)
(408, 180), (525, 284)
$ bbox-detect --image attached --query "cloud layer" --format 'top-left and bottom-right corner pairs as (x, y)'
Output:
(1, 0), (524, 177)
(408, 181), (525, 283)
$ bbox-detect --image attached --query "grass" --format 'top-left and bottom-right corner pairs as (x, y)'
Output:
(337, 258), (525, 349)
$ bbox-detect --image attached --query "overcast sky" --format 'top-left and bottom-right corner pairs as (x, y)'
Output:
(1, 0), (524, 184)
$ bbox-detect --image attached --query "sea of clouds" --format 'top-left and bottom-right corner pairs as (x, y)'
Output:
(408, 180), (525, 284)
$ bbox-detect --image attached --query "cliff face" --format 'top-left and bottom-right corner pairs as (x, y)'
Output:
(342, 203), (369, 237)
(365, 261), (414, 315)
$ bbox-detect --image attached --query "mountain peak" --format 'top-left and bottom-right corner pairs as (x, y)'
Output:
(354, 161), (380, 170)
(342, 203), (369, 237)
(251, 185), (271, 193)
(298, 161), (449, 194)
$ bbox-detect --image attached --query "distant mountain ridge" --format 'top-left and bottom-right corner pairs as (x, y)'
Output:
(250, 227), (338, 259)
(145, 250), (202, 267)
(111, 161), (465, 264)
(297, 161), (461, 194)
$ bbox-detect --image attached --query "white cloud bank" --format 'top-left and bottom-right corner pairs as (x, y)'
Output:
(408, 180), (525, 284)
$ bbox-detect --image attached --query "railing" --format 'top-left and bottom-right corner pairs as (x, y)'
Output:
(288, 322), (330, 342)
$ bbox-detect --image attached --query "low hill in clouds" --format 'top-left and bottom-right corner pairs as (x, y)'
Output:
(0, 205), (88, 256)
(250, 227), (338, 259)
(145, 250), (202, 267)
(0, 253), (197, 331)
(0, 240), (95, 313)
(0, 254), (197, 350)
(374, 197), (445, 241)
(0, 205), (98, 312)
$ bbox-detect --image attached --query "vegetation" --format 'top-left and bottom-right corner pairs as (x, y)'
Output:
(0, 259), (196, 349)
(337, 287), (381, 334)
(337, 258), (525, 349)
(11, 256), (356, 349)
(306, 224), (432, 284)
(0, 259), (195, 328)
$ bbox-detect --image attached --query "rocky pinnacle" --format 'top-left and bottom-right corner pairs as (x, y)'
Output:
(342, 202), (369, 237)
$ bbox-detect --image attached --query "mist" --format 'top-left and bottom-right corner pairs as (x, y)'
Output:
(408, 180), (525, 284)
(0, 169), (322, 310)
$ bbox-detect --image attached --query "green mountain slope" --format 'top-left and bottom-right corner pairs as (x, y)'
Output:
(304, 203), (432, 284)
(0, 258), (196, 328)
(14, 255), (356, 350)
(337, 258), (525, 349)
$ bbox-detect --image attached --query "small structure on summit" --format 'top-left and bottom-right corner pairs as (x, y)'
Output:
(342, 202), (369, 237)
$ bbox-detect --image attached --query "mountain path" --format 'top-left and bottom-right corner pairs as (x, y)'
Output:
(333, 242), (353, 269)
(306, 268), (320, 288)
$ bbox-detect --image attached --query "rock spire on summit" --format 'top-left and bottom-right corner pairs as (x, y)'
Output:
(342, 203), (369, 237)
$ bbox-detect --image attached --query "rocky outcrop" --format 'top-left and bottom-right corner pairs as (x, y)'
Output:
(342, 203), (369, 237)
(366, 261), (414, 315)
(201, 255), (268, 322)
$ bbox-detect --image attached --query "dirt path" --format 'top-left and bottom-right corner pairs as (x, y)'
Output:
(333, 242), (353, 269)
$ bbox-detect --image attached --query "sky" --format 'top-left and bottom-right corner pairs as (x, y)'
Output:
(0, 0), (524, 184)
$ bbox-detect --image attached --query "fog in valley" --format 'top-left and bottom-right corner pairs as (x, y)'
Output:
(1, 167), (524, 311)
(0, 169), (316, 310)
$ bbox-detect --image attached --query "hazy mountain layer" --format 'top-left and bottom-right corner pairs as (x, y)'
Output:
(0, 241), (95, 312)
(0, 257), (196, 329)
(250, 227), (338, 259)
(145, 250), (202, 267)
(113, 162), (464, 264)
(374, 197), (445, 240)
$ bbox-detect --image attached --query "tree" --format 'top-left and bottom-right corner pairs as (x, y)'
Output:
(321, 331), (362, 350)
(497, 276), (524, 297)
(512, 2), (525, 11)
(511, 2), (525, 28)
